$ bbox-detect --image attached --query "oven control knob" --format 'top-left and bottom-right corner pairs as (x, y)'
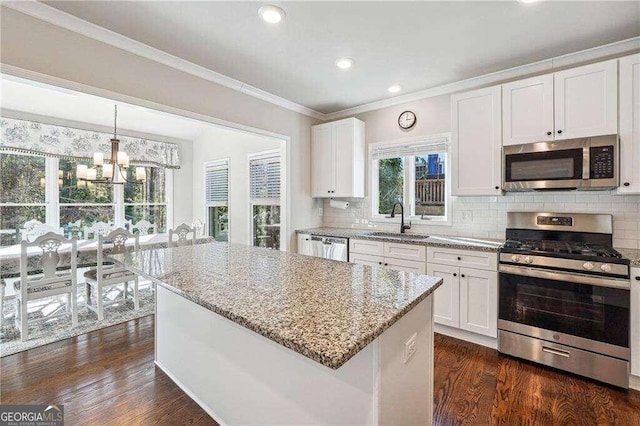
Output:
(524, 256), (533, 264)
(511, 255), (520, 263)
(583, 262), (594, 271)
(600, 264), (612, 273)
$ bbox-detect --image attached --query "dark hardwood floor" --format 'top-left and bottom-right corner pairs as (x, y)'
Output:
(2, 317), (639, 425)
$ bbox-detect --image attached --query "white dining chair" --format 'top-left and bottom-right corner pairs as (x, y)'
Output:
(130, 219), (157, 236)
(83, 228), (140, 321)
(16, 232), (78, 341)
(21, 223), (64, 242)
(168, 223), (197, 247)
(83, 221), (114, 240)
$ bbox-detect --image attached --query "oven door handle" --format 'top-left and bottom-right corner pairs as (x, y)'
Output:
(499, 264), (630, 290)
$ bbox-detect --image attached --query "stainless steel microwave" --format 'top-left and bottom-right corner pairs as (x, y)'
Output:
(502, 135), (618, 191)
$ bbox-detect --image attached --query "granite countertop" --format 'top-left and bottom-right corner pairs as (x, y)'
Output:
(112, 242), (443, 370)
(296, 227), (504, 252)
(616, 248), (640, 267)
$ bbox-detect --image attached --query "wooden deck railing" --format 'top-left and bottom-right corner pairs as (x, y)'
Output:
(415, 179), (445, 205)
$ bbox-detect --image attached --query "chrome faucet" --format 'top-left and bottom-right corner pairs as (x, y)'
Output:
(389, 202), (411, 233)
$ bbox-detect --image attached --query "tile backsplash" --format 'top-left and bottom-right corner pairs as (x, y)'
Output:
(322, 192), (640, 249)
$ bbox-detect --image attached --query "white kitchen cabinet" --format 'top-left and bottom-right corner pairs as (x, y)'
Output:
(618, 54), (640, 194)
(311, 118), (365, 198)
(427, 263), (459, 328)
(554, 59), (618, 140)
(502, 74), (554, 146)
(427, 247), (498, 338)
(349, 239), (426, 274)
(458, 267), (497, 337)
(297, 233), (313, 256)
(631, 267), (640, 378)
(502, 60), (617, 146)
(451, 85), (502, 196)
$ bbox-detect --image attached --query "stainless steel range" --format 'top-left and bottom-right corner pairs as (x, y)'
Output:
(498, 212), (631, 388)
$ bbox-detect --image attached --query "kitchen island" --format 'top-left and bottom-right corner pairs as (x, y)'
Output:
(113, 242), (443, 425)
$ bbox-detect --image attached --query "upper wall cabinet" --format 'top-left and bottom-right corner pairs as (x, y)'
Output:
(311, 118), (365, 198)
(618, 54), (640, 194)
(451, 86), (502, 196)
(502, 60), (618, 146)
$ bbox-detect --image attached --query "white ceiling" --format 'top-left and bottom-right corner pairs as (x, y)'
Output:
(42, 1), (640, 114)
(1, 75), (216, 141)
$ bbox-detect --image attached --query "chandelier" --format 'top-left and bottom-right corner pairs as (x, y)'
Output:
(76, 105), (146, 185)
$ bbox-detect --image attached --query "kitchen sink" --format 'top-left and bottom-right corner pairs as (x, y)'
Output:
(365, 232), (430, 240)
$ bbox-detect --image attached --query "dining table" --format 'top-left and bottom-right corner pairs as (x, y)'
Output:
(0, 234), (215, 279)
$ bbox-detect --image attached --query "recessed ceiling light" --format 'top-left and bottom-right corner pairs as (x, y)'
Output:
(335, 58), (354, 70)
(388, 84), (402, 94)
(259, 5), (286, 24)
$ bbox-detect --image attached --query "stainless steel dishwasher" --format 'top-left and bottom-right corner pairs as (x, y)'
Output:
(309, 235), (348, 262)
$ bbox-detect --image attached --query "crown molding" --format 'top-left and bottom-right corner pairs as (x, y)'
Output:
(324, 36), (640, 121)
(2, 1), (326, 121)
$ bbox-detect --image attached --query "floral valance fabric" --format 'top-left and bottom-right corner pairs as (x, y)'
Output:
(0, 117), (181, 168)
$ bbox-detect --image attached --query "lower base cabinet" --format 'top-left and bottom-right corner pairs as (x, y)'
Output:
(428, 263), (498, 338)
(631, 268), (640, 378)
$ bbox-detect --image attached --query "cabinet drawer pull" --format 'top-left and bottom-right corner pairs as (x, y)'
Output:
(546, 131), (552, 136)
(457, 256), (461, 261)
(635, 276), (640, 281)
(453, 273), (457, 277)
(378, 261), (383, 265)
(461, 274), (465, 278)
(542, 347), (570, 358)
(384, 263), (388, 266)
(557, 130), (563, 134)
(624, 182), (630, 187)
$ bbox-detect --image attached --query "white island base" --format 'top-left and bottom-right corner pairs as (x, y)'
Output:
(155, 285), (434, 425)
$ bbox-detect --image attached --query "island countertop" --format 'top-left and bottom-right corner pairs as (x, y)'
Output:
(112, 242), (443, 369)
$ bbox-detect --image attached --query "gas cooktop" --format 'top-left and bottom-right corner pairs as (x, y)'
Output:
(501, 239), (628, 264)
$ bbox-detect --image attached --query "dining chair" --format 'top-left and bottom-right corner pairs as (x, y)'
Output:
(191, 219), (204, 236)
(130, 219), (157, 236)
(83, 221), (114, 240)
(168, 223), (197, 247)
(83, 228), (140, 321)
(16, 232), (78, 341)
(21, 223), (64, 242)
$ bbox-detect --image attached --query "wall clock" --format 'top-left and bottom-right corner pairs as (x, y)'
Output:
(398, 111), (416, 130)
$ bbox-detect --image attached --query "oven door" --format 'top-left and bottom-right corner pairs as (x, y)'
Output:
(498, 265), (630, 358)
(503, 141), (587, 191)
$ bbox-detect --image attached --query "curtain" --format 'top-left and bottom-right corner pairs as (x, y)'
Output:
(0, 117), (181, 168)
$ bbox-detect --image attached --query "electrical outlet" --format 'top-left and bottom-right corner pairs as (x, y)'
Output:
(318, 207), (323, 217)
(461, 210), (473, 221)
(404, 333), (418, 364)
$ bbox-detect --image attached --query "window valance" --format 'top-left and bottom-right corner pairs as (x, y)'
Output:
(371, 136), (449, 159)
(0, 117), (181, 169)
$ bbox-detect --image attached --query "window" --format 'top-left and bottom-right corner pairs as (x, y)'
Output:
(59, 158), (115, 237)
(249, 152), (281, 250)
(124, 166), (167, 232)
(0, 151), (172, 245)
(205, 159), (229, 242)
(0, 153), (47, 245)
(372, 135), (450, 223)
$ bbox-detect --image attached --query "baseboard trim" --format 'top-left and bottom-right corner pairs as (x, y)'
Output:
(154, 360), (226, 426)
(629, 374), (640, 391)
(434, 324), (498, 350)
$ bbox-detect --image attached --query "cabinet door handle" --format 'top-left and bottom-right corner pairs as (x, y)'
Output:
(546, 131), (552, 136)
(457, 256), (461, 261)
(461, 274), (465, 278)
(378, 261), (383, 265)
(495, 186), (499, 190)
(384, 263), (388, 266)
(635, 276), (640, 281)
(557, 130), (563, 134)
(624, 182), (630, 187)
(453, 273), (457, 277)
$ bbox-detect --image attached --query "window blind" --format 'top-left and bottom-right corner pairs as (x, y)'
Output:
(372, 137), (449, 159)
(205, 160), (229, 203)
(250, 154), (280, 199)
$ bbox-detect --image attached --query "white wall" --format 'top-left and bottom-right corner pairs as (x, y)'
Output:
(0, 7), (322, 250)
(192, 127), (281, 245)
